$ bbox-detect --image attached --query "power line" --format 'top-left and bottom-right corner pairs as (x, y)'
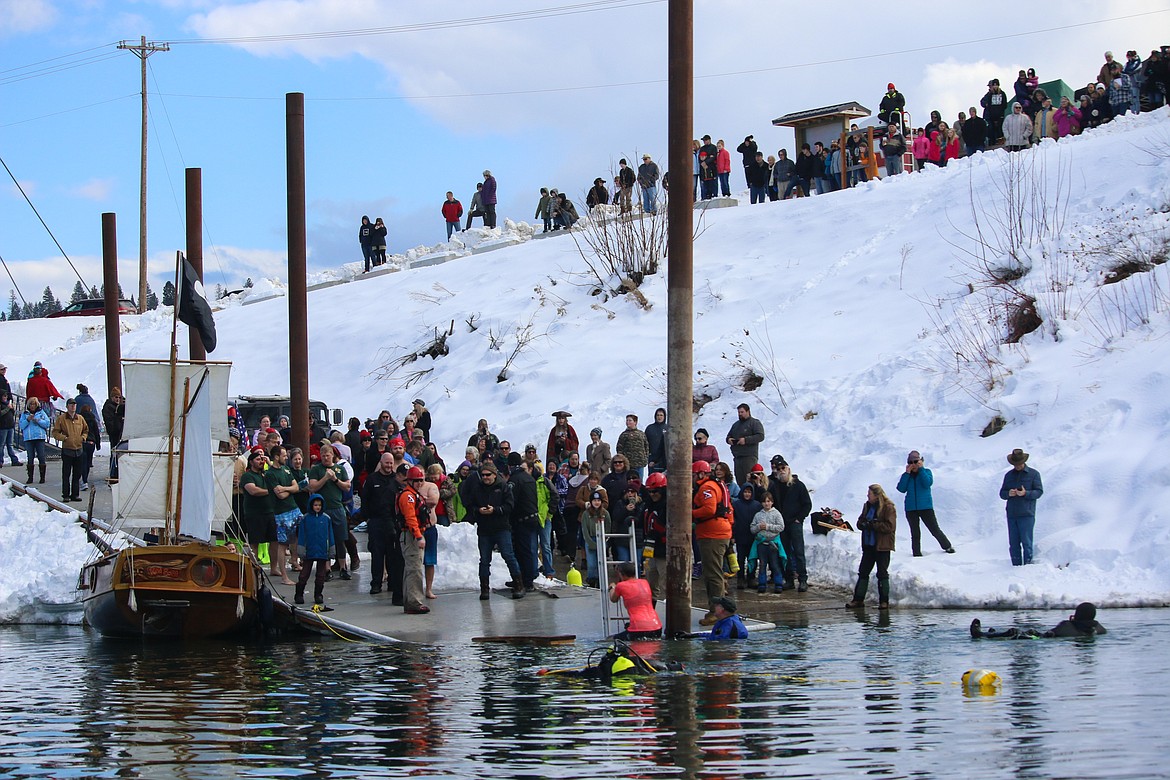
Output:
(0, 42), (118, 76)
(0, 94), (137, 129)
(0, 153), (87, 290)
(0, 51), (123, 87)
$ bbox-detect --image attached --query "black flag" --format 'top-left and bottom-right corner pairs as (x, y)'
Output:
(176, 253), (217, 353)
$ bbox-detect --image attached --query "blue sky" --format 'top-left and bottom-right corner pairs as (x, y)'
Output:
(1, 0), (1165, 309)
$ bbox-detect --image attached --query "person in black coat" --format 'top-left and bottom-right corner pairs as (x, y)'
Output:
(586, 178), (610, 209)
(358, 216), (375, 273)
(508, 454), (541, 589)
(980, 79), (1009, 145)
(878, 83), (906, 124)
(962, 108), (988, 154)
(767, 456), (812, 591)
(461, 462), (525, 599)
(735, 135), (758, 185)
(745, 152), (771, 204)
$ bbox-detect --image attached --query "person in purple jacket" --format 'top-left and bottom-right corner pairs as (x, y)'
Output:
(481, 170), (498, 228)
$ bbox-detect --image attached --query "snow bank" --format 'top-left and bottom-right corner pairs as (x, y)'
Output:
(4, 109), (1170, 618)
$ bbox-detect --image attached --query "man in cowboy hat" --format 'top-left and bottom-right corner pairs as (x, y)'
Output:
(999, 448), (1044, 565)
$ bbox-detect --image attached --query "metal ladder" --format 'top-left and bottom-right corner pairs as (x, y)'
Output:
(596, 514), (639, 636)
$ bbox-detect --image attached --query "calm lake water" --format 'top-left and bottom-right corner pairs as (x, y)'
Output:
(0, 608), (1161, 779)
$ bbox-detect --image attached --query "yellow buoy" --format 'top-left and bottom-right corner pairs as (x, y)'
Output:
(566, 564), (583, 586)
(962, 669), (1001, 693)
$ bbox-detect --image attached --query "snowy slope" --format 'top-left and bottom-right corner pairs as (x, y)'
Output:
(3, 108), (1169, 619)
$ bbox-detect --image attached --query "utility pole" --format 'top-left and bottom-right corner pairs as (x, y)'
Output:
(664, 0), (695, 638)
(118, 36), (169, 314)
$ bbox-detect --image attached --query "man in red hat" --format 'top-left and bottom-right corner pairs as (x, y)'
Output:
(879, 82), (905, 126)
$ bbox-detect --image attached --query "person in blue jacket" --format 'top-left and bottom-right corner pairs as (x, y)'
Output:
(675, 596), (748, 640)
(896, 450), (954, 557)
(294, 494), (336, 607)
(999, 448), (1043, 566)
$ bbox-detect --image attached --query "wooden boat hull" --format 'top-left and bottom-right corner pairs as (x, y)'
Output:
(80, 544), (263, 639)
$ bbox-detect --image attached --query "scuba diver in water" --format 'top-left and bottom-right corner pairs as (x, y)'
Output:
(675, 597), (749, 640)
(970, 602), (1107, 639)
(539, 640), (683, 683)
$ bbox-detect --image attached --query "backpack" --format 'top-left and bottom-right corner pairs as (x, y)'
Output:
(713, 481), (731, 518)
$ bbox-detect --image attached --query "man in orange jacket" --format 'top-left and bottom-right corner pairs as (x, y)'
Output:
(398, 466), (430, 615)
(692, 460), (734, 625)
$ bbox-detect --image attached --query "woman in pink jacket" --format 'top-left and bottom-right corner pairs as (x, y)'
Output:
(1053, 96), (1082, 138)
(716, 140), (732, 197)
(912, 129), (931, 171)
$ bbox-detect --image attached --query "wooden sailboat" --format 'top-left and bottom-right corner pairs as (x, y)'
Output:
(78, 256), (266, 638)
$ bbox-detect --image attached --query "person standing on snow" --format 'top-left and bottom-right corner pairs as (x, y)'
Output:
(465, 183), (485, 230)
(481, 170), (498, 229)
(441, 192), (463, 241)
(980, 78), (1009, 146)
(878, 82), (905, 126)
(358, 216), (375, 272)
(896, 450), (955, 557)
(1000, 448), (1043, 566)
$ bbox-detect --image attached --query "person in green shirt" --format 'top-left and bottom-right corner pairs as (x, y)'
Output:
(267, 445), (301, 585)
(240, 449), (278, 577)
(308, 442), (353, 580)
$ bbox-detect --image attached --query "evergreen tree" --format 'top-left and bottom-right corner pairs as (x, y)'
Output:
(161, 281), (176, 307)
(145, 283), (158, 311)
(214, 284), (226, 300)
(70, 281), (86, 304)
(7, 291), (19, 321)
(89, 285), (100, 298)
(39, 286), (61, 317)
(20, 302), (33, 319)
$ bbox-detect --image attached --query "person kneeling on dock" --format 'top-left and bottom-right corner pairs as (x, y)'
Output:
(609, 562), (662, 640)
(295, 494), (336, 609)
(970, 602), (1107, 639)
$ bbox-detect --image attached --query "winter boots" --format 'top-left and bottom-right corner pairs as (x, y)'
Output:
(38, 463), (46, 484)
(509, 569), (525, 600)
(877, 578), (890, 609)
(26, 462), (34, 483)
(479, 577), (490, 601)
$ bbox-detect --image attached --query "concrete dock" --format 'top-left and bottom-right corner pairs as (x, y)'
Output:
(3, 461), (852, 643)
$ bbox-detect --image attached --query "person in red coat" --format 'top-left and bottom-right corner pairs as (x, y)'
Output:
(26, 363), (62, 411)
(441, 192), (463, 240)
(546, 411), (578, 468)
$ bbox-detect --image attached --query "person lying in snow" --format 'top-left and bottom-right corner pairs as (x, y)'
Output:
(970, 602), (1107, 639)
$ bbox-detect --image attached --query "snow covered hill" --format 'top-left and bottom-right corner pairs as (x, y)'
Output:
(4, 108), (1170, 616)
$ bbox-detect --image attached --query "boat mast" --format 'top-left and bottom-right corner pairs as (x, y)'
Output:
(173, 377), (191, 540)
(164, 251), (182, 543)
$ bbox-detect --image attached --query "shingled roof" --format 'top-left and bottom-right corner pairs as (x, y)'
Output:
(772, 102), (870, 126)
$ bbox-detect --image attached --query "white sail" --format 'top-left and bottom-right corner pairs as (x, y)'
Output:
(111, 450), (236, 537)
(179, 373), (215, 542)
(121, 361), (231, 442)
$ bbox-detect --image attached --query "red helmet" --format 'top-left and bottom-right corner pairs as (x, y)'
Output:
(407, 466), (425, 480)
(645, 472), (667, 489)
(692, 460), (711, 474)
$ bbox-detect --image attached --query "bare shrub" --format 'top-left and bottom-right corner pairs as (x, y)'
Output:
(372, 323), (454, 389)
(496, 314), (547, 383)
(693, 392), (714, 414)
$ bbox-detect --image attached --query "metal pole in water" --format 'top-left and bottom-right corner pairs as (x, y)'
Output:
(664, 0), (695, 637)
(286, 93), (310, 459)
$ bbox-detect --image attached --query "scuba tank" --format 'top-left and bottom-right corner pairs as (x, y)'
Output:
(566, 563), (583, 586)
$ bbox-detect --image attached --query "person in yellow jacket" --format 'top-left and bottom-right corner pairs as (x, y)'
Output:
(50, 398), (88, 502)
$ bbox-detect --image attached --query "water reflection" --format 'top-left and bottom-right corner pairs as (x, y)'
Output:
(0, 609), (1161, 778)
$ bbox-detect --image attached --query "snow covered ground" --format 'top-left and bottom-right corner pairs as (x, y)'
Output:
(3, 109), (1170, 622)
